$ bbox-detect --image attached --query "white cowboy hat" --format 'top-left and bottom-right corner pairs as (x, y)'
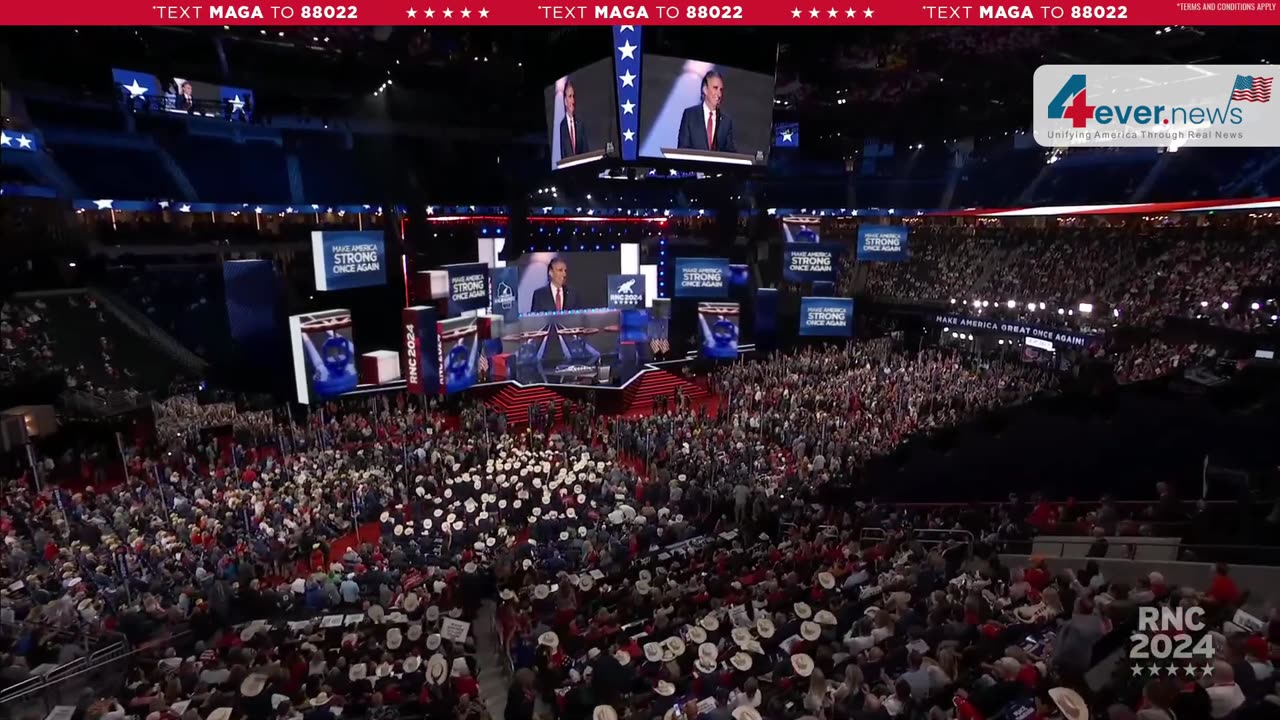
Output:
(635, 580), (651, 595)
(817, 572), (836, 590)
(349, 663), (368, 681)
(407, 624), (423, 642)
(367, 604), (385, 623)
(309, 693), (333, 707)
(614, 650), (632, 666)
(643, 642), (663, 662)
(534, 585), (550, 600)
(695, 655), (717, 674)
(732, 707), (762, 720)
(403, 655), (422, 673)
(539, 631), (560, 649)
(730, 652), (752, 672)
(499, 589), (516, 601)
(700, 614), (721, 632)
(403, 592), (421, 613)
(427, 654), (449, 684)
(791, 653), (815, 677)
(655, 680), (676, 697)
(755, 618), (776, 638)
(386, 628), (403, 650)
(1048, 688), (1089, 720)
(800, 621), (822, 642)
(665, 636), (686, 657)
(699, 642), (719, 663)
(240, 674), (268, 697)
(814, 610), (837, 626)
(731, 627), (754, 647)
(594, 706), (619, 720)
(793, 602), (813, 619)
(687, 626), (708, 644)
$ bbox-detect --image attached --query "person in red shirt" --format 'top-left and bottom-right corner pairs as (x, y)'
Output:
(1205, 562), (1242, 607)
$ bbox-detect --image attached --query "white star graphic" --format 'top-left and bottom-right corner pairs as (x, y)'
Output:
(1145, 665), (1161, 676)
(407, 7), (416, 16)
(620, 100), (636, 114)
(179, 204), (192, 213)
(1201, 663), (1215, 677)
(618, 40), (638, 60)
(254, 206), (264, 213)
(158, 201), (170, 209)
(619, 24), (634, 30)
(828, 8), (837, 16)
(809, 8), (819, 16)
(286, 207), (294, 213)
(229, 95), (245, 113)
(460, 8), (470, 17)
(846, 7), (856, 16)
(782, 130), (793, 142)
(791, 7), (801, 15)
(0, 132), (10, 147)
(619, 70), (637, 87)
(123, 79), (148, 98)
(425, 8), (435, 16)
(478, 7), (488, 16)
(1131, 665), (1146, 677)
(623, 129), (635, 142)
(864, 7), (873, 16)
(443, 8), (452, 16)
(94, 199), (114, 210)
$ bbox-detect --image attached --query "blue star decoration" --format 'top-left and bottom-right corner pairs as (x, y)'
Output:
(613, 25), (641, 161)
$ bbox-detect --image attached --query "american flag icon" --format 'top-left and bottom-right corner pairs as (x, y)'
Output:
(1231, 75), (1273, 102)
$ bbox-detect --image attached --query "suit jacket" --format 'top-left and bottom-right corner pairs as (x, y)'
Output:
(676, 104), (736, 153)
(558, 115), (589, 158)
(530, 284), (581, 313)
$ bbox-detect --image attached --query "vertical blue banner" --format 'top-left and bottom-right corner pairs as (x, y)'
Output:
(856, 226), (910, 262)
(755, 288), (779, 335)
(674, 257), (730, 298)
(444, 262), (490, 316)
(613, 25), (641, 161)
(489, 266), (519, 322)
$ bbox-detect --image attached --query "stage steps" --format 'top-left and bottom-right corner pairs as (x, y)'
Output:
(621, 369), (709, 415)
(485, 384), (564, 426)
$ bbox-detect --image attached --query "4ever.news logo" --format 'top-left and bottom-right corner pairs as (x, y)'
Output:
(1129, 606), (1216, 678)
(1047, 74), (1251, 129)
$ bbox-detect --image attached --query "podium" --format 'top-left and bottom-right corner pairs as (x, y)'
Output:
(660, 148), (758, 166)
(556, 149), (608, 170)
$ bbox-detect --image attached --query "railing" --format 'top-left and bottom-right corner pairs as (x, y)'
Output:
(859, 526), (975, 554)
(0, 641), (131, 719)
(61, 387), (151, 417)
(1012, 535), (1280, 566)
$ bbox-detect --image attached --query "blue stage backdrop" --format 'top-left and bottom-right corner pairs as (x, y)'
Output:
(311, 231), (386, 291)
(799, 297), (855, 337)
(856, 225), (910, 262)
(755, 288), (779, 336)
(783, 243), (844, 282)
(674, 257), (730, 298)
(444, 263), (491, 316)
(489, 266), (519, 322)
(607, 274), (646, 309)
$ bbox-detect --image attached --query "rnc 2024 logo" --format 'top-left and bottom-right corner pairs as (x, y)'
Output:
(1035, 66), (1274, 148)
(1128, 606), (1216, 678)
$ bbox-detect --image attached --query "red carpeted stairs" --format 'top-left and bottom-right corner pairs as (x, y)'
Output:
(485, 385), (565, 426)
(620, 369), (709, 416)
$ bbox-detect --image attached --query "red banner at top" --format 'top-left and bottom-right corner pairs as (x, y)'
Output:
(1, 0), (1277, 24)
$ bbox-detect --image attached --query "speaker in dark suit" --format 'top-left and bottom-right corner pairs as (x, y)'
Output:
(675, 71), (736, 153)
(529, 257), (582, 312)
(558, 79), (590, 158)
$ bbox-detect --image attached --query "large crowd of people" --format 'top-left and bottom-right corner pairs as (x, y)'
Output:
(854, 219), (1280, 336)
(0, 337), (1272, 720)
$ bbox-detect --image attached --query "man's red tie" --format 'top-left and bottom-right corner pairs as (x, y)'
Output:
(706, 112), (715, 150)
(555, 287), (563, 311)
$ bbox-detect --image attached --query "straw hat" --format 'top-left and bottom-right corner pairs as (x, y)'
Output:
(698, 642), (719, 663)
(695, 655), (717, 674)
(386, 628), (403, 650)
(539, 631), (560, 649)
(655, 680), (676, 697)
(665, 636), (686, 657)
(817, 572), (836, 590)
(403, 655), (422, 673)
(800, 621), (822, 641)
(403, 592), (421, 613)
(309, 693), (333, 707)
(594, 706), (619, 720)
(732, 627), (754, 647)
(534, 585), (550, 600)
(407, 624), (423, 642)
(368, 604), (385, 623)
(793, 602), (813, 619)
(644, 642), (663, 662)
(732, 707), (762, 720)
(1048, 688), (1089, 720)
(755, 618), (776, 638)
(700, 614), (721, 632)
(426, 633), (442, 650)
(729, 652), (752, 672)
(687, 626), (708, 644)
(614, 650), (632, 666)
(791, 653), (815, 677)
(635, 580), (651, 595)
(814, 610), (838, 626)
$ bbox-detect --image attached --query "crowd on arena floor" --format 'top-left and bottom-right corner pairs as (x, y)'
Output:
(0, 338), (1274, 720)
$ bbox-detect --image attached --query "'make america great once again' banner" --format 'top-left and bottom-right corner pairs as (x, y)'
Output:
(929, 313), (1100, 348)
